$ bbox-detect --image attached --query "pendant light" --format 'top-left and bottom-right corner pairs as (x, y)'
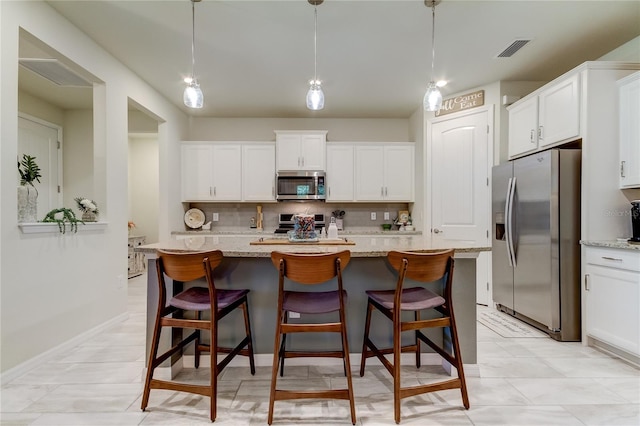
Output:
(423, 0), (442, 112)
(306, 0), (324, 111)
(184, 0), (203, 109)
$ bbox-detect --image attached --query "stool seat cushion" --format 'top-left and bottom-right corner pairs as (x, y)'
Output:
(365, 287), (445, 311)
(283, 290), (347, 314)
(169, 287), (249, 311)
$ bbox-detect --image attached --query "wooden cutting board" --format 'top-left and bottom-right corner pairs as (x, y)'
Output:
(250, 238), (355, 245)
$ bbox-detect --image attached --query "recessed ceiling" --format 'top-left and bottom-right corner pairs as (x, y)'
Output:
(33, 0), (640, 118)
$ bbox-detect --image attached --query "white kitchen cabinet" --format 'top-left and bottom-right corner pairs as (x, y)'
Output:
(508, 73), (580, 159)
(508, 97), (539, 158)
(181, 143), (242, 201)
(618, 71), (640, 189)
(242, 143), (276, 201)
(355, 143), (414, 202)
(326, 144), (354, 201)
(584, 246), (640, 359)
(128, 235), (146, 278)
(275, 130), (327, 171)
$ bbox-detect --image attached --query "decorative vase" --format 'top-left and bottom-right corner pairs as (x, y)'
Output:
(17, 185), (37, 223)
(82, 210), (98, 222)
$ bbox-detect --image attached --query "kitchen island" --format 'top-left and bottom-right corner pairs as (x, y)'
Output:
(136, 234), (490, 374)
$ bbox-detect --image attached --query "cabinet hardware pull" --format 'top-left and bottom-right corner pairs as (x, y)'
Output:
(601, 256), (623, 261)
(621, 161), (626, 178)
(538, 126), (544, 140)
(209, 187), (212, 196)
(213, 187), (216, 196)
(530, 129), (535, 143)
(381, 187), (384, 196)
(385, 187), (388, 196)
(328, 187), (331, 196)
(301, 157), (304, 167)
(584, 274), (590, 291)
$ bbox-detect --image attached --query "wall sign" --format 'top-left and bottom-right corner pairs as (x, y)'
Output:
(435, 90), (484, 117)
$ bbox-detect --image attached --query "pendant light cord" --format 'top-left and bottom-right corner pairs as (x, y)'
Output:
(430, 2), (436, 81)
(313, 5), (318, 83)
(191, 0), (196, 80)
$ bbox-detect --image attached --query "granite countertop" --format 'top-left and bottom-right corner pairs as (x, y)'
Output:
(580, 240), (640, 251)
(138, 234), (490, 258)
(173, 227), (422, 236)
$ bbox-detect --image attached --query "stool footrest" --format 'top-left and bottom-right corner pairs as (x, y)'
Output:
(399, 378), (462, 399)
(274, 389), (352, 401)
(149, 379), (211, 397)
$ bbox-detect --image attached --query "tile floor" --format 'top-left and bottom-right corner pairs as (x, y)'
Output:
(1, 275), (638, 425)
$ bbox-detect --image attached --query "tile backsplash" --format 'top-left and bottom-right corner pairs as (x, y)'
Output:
(187, 202), (412, 231)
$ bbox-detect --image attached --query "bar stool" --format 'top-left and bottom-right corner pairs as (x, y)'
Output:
(268, 250), (356, 425)
(141, 249), (255, 421)
(359, 250), (469, 424)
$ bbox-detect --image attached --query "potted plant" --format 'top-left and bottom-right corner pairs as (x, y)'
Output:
(17, 154), (42, 223)
(42, 207), (84, 234)
(75, 197), (99, 222)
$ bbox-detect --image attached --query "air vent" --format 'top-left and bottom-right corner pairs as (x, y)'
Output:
(496, 39), (531, 58)
(19, 58), (92, 87)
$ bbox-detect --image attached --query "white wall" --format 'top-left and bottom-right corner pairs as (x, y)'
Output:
(1, 1), (188, 374)
(128, 136), (159, 244)
(598, 36), (640, 62)
(189, 117), (411, 142)
(63, 110), (94, 209)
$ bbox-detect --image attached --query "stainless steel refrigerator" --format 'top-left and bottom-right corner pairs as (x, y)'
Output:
(492, 149), (581, 341)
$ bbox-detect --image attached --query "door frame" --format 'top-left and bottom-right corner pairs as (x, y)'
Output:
(424, 105), (494, 305)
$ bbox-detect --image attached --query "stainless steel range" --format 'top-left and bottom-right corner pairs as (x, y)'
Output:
(274, 213), (325, 234)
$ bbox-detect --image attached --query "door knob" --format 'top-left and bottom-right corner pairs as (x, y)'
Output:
(433, 228), (441, 234)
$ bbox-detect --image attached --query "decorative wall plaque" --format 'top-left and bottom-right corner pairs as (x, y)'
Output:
(435, 89), (485, 117)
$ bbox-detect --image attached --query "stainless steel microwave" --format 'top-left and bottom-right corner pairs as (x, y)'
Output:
(276, 171), (326, 201)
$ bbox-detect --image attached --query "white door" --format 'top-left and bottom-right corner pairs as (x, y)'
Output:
(18, 115), (61, 219)
(430, 108), (491, 304)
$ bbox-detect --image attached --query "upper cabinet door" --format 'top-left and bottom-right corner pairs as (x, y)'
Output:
(355, 145), (385, 201)
(182, 144), (214, 201)
(384, 144), (414, 201)
(211, 144), (242, 201)
(508, 97), (538, 159)
(275, 131), (327, 171)
(243, 143), (276, 201)
(326, 144), (354, 201)
(618, 72), (640, 188)
(300, 134), (326, 170)
(538, 73), (580, 148)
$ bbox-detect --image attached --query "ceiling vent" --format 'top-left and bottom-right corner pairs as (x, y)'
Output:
(19, 58), (93, 87)
(496, 39), (531, 58)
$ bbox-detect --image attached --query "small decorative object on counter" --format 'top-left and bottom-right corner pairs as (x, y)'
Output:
(331, 210), (345, 230)
(250, 217), (257, 228)
(256, 205), (263, 231)
(294, 213), (316, 239)
(327, 216), (339, 239)
(75, 197), (99, 222)
(128, 221), (136, 235)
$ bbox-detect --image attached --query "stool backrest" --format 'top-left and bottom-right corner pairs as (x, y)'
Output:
(270, 251), (351, 285)
(157, 249), (223, 283)
(387, 250), (455, 300)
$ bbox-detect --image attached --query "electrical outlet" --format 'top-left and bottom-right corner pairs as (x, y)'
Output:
(289, 312), (300, 319)
(384, 212), (390, 220)
(370, 212), (377, 220)
(116, 274), (125, 289)
(212, 213), (219, 221)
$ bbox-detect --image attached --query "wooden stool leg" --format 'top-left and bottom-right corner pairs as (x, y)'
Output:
(210, 316), (218, 422)
(415, 310), (421, 368)
(141, 311), (163, 411)
(279, 312), (288, 377)
(195, 311), (202, 369)
(241, 300), (256, 375)
(450, 318), (470, 409)
(393, 313), (402, 424)
(268, 311), (284, 425)
(339, 303), (356, 425)
(359, 301), (373, 377)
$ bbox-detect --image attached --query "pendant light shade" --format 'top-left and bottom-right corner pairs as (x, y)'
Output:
(424, 0), (442, 112)
(184, 80), (204, 108)
(184, 0), (203, 109)
(307, 0), (324, 111)
(424, 81), (442, 112)
(306, 80), (325, 110)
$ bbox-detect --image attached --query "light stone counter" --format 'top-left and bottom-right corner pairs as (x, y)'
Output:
(580, 240), (640, 251)
(139, 234), (488, 258)
(137, 235), (489, 374)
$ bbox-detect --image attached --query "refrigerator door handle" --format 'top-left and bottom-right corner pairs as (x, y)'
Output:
(505, 176), (517, 267)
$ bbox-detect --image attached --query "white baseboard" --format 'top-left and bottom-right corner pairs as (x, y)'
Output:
(0, 312), (129, 384)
